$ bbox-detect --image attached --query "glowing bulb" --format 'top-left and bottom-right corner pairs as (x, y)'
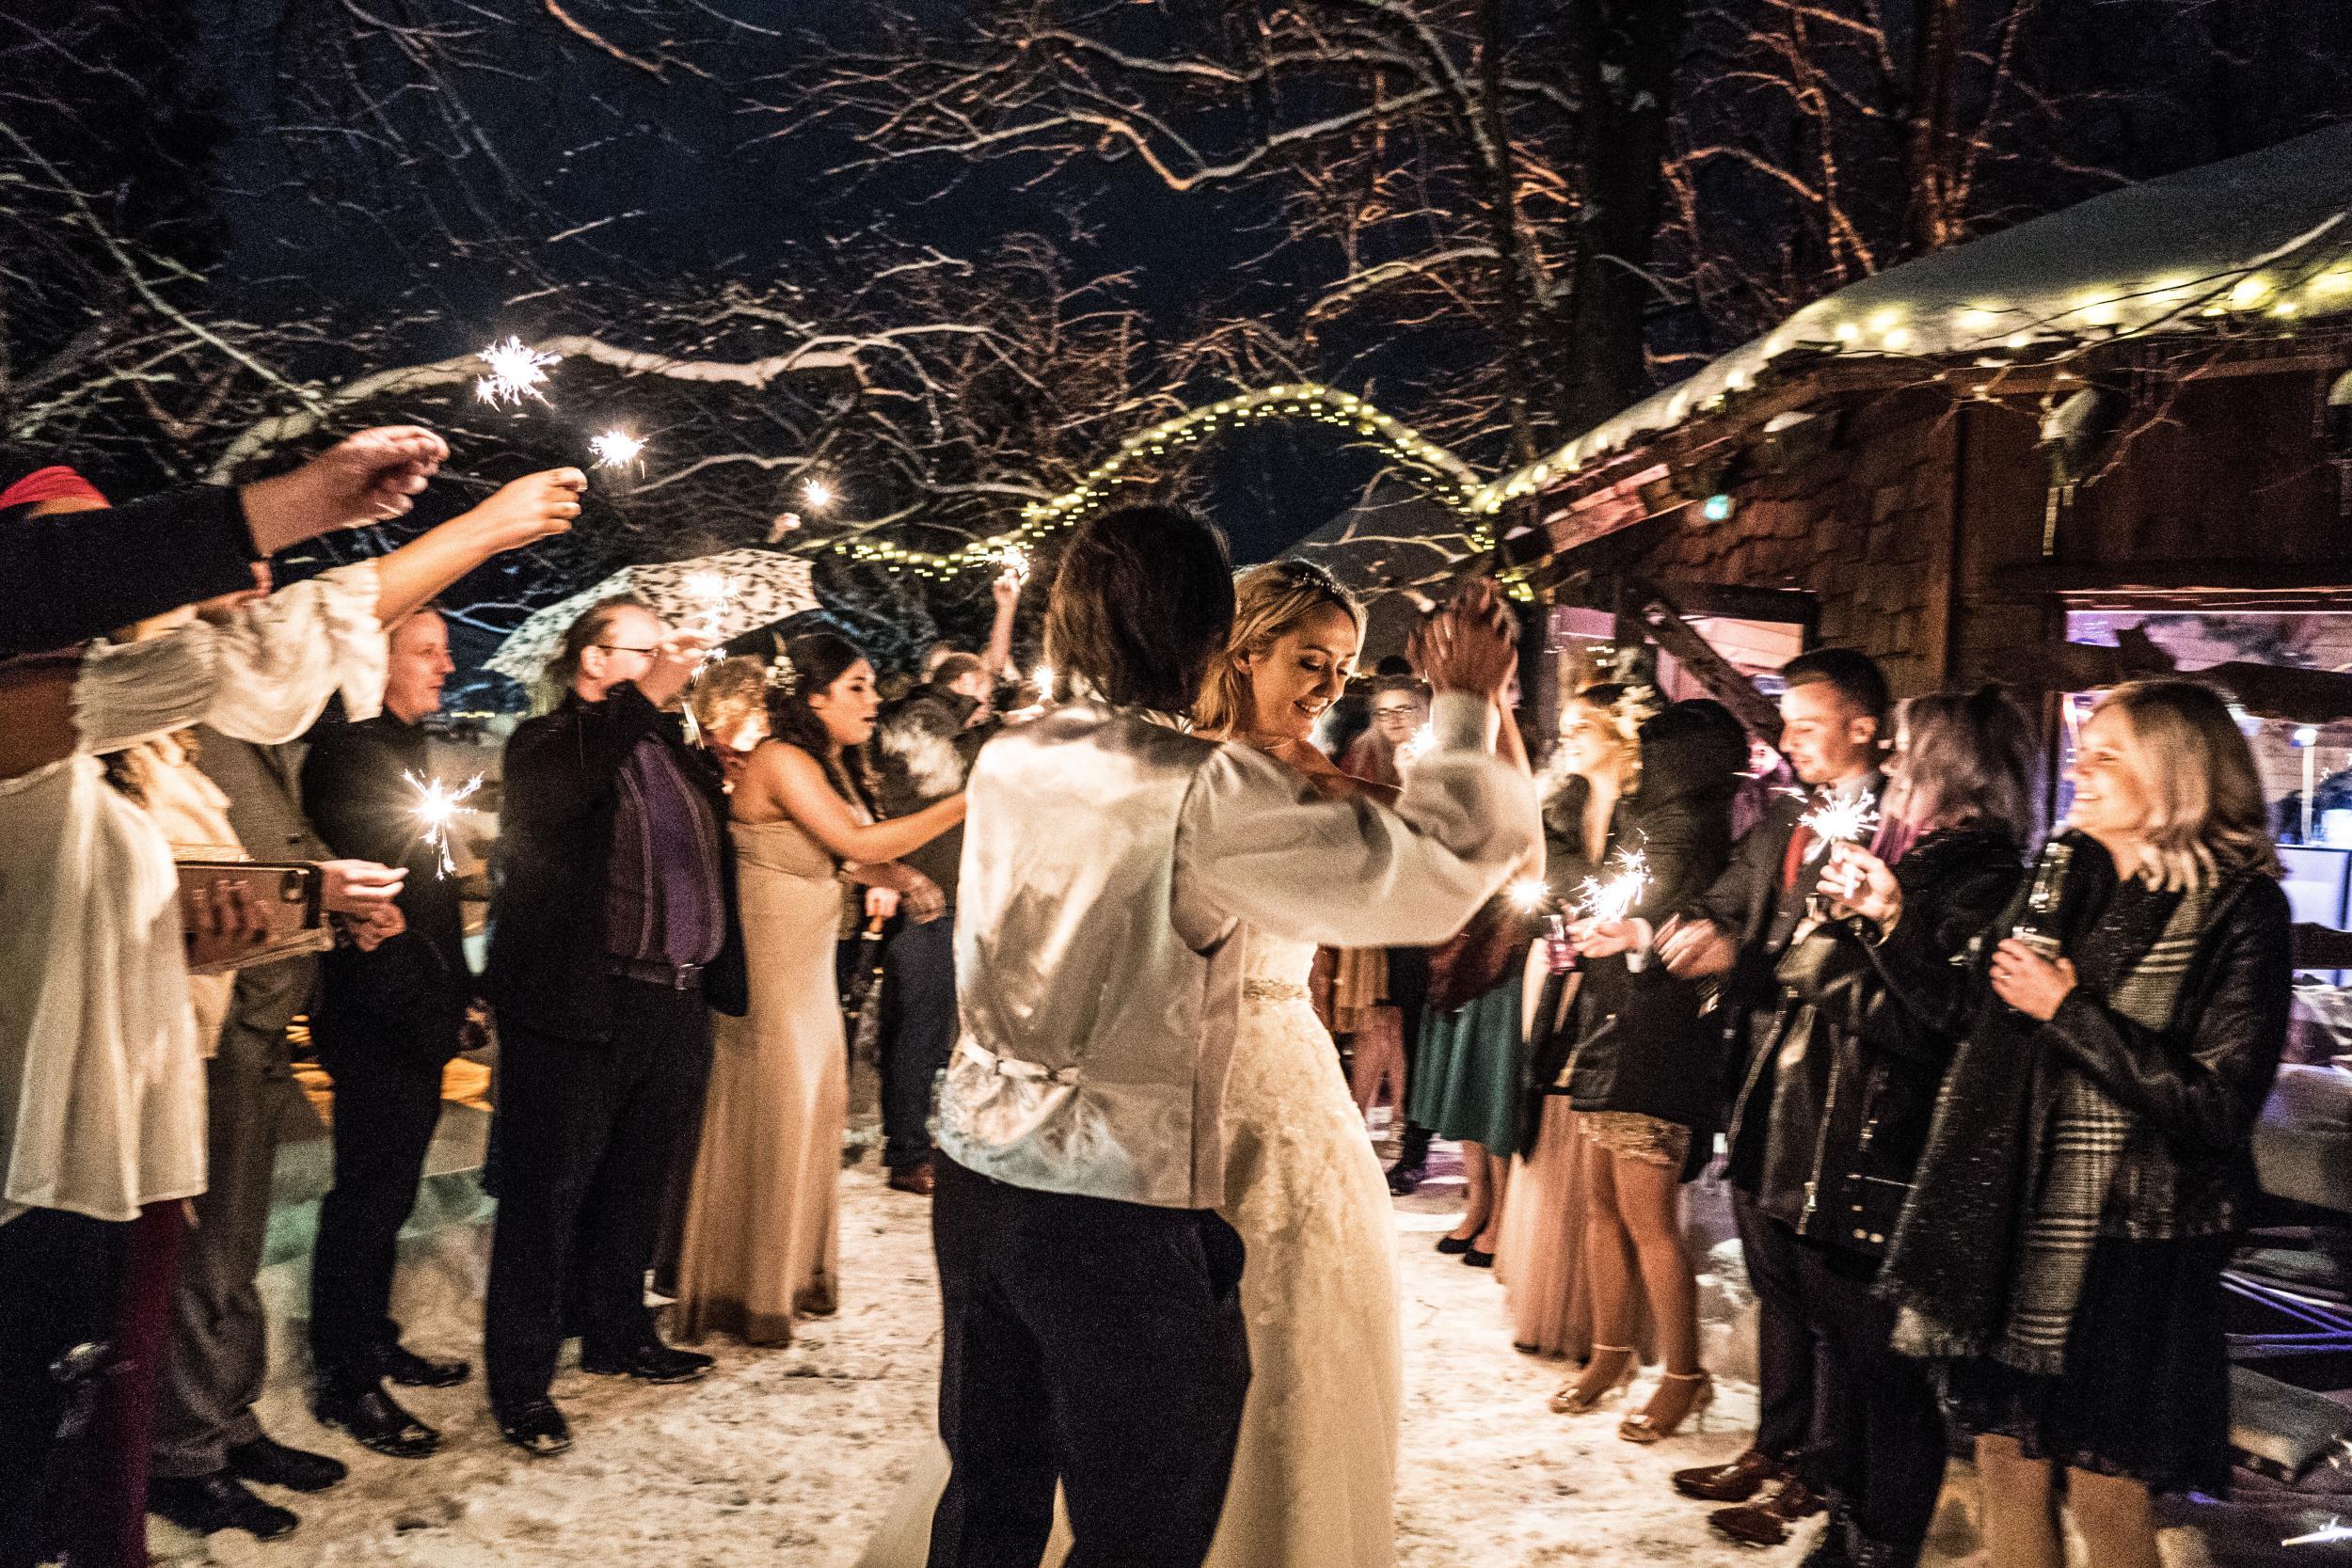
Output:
(1883, 327), (1915, 351)
(2230, 276), (2274, 309)
(1835, 322), (1859, 342)
(1957, 309), (1998, 333)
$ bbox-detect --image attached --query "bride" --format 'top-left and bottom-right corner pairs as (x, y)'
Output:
(862, 560), (1406, 1568)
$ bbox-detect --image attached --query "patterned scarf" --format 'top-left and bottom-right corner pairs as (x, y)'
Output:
(1992, 877), (2205, 1371)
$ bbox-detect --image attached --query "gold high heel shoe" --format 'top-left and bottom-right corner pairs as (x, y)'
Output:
(1548, 1345), (1637, 1415)
(1618, 1370), (1713, 1444)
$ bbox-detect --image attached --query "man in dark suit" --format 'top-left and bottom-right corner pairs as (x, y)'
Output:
(871, 653), (993, 1195)
(298, 606), (479, 1459)
(483, 596), (745, 1456)
(148, 732), (349, 1541)
(1659, 648), (1894, 1549)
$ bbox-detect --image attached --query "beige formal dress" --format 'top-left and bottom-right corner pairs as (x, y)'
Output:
(672, 815), (846, 1344)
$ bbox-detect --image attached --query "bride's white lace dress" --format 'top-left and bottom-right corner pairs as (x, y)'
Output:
(858, 928), (1402, 1568)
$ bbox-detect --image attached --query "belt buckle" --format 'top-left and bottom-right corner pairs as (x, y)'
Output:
(671, 961), (702, 990)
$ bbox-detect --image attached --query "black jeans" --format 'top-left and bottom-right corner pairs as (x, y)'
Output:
(309, 1039), (450, 1383)
(1733, 1186), (1840, 1484)
(929, 1156), (1249, 1568)
(1793, 1241), (1949, 1562)
(1386, 946), (1434, 1165)
(485, 980), (714, 1411)
(0, 1208), (123, 1568)
(879, 911), (957, 1172)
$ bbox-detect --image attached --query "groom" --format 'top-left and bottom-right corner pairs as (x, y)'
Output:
(930, 504), (1539, 1568)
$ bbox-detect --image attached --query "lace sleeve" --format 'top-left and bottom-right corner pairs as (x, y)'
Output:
(71, 561), (387, 754)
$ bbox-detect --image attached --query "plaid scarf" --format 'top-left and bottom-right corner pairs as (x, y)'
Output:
(1884, 845), (2219, 1371)
(1993, 879), (2206, 1371)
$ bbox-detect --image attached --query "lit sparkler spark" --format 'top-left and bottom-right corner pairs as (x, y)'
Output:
(1509, 877), (1550, 912)
(996, 546), (1030, 584)
(407, 772), (484, 878)
(1396, 722), (1435, 770)
(803, 477), (834, 510)
(474, 336), (558, 408)
(2284, 1517), (2352, 1547)
(590, 429), (645, 469)
(1574, 848), (1651, 926)
(682, 571), (734, 670)
(1800, 793), (1882, 860)
(1030, 662), (1055, 698)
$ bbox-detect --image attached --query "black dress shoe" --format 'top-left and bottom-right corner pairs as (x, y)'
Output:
(580, 1340), (714, 1384)
(373, 1339), (471, 1388)
(1464, 1247), (1496, 1269)
(1435, 1234), (1474, 1255)
(1386, 1160), (1427, 1196)
(311, 1377), (441, 1459)
(226, 1433), (347, 1492)
(1674, 1448), (1784, 1503)
(149, 1473), (299, 1540)
(496, 1398), (573, 1457)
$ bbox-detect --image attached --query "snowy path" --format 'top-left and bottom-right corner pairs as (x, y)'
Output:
(160, 1164), (1885, 1567)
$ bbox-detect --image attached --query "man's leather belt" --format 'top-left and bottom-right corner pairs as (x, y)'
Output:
(610, 957), (704, 990)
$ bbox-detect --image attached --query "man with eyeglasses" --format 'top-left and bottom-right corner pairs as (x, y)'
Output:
(481, 596), (747, 1456)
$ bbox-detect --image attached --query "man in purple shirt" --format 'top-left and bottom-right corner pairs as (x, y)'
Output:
(483, 597), (746, 1456)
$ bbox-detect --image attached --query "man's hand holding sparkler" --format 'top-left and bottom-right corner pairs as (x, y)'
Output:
(450, 468), (586, 555)
(239, 426), (450, 556)
(1660, 916), (1739, 979)
(319, 858), (406, 916)
(640, 629), (716, 710)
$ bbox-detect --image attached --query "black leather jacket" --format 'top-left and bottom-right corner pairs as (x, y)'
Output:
(2041, 863), (2293, 1239)
(1731, 827), (2023, 1257)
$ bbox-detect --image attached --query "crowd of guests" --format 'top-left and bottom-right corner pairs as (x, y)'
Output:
(1340, 646), (2290, 1568)
(0, 421), (2296, 1568)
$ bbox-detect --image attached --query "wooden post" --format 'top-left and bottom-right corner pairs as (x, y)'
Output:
(1627, 577), (1785, 747)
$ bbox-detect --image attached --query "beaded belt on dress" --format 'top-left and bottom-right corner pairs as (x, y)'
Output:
(1242, 979), (1311, 1003)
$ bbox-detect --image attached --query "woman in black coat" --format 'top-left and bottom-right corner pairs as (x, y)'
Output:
(1756, 687), (2037, 1568)
(1879, 680), (2291, 1568)
(1548, 692), (1746, 1442)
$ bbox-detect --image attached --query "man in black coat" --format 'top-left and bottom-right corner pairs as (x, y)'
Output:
(1, 427), (446, 657)
(483, 596), (745, 1456)
(298, 607), (479, 1460)
(870, 654), (993, 1194)
(1659, 648), (1894, 1549)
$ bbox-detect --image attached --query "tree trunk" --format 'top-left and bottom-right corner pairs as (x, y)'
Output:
(1903, 0), (1964, 255)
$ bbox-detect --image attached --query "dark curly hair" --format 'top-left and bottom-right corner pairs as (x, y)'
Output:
(762, 630), (878, 813)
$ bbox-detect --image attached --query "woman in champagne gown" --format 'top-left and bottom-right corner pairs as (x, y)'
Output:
(861, 561), (1405, 1568)
(672, 633), (964, 1347)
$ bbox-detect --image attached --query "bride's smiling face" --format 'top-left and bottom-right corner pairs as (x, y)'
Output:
(1238, 604), (1359, 743)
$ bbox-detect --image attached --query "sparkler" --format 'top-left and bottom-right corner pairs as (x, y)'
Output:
(682, 570), (734, 672)
(803, 477), (834, 510)
(1574, 848), (1651, 926)
(407, 771), (484, 878)
(473, 336), (558, 408)
(1396, 722), (1435, 771)
(1508, 877), (1551, 912)
(2284, 1517), (2352, 1547)
(1030, 662), (1055, 699)
(996, 546), (1030, 584)
(1800, 793), (1882, 860)
(589, 429), (645, 470)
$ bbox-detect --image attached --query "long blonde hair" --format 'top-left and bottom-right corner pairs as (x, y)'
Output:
(1194, 561), (1364, 736)
(2097, 678), (2281, 888)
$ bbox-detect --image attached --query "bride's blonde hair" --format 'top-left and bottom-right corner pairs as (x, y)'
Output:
(1194, 561), (1364, 737)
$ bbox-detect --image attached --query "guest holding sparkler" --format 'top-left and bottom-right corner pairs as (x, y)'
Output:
(484, 594), (741, 1457)
(1751, 688), (2037, 1568)
(1880, 680), (2289, 1568)
(298, 603), (482, 1458)
(1658, 647), (1896, 1546)
(1543, 692), (1746, 1442)
(670, 633), (964, 1346)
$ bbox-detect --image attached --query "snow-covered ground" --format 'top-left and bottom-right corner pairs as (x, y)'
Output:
(151, 1151), (2227, 1567)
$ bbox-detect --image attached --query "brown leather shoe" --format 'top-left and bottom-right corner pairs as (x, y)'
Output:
(1674, 1447), (1784, 1503)
(1708, 1477), (1828, 1549)
(887, 1162), (936, 1196)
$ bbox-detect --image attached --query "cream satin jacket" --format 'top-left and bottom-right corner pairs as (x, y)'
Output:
(940, 691), (1539, 1210)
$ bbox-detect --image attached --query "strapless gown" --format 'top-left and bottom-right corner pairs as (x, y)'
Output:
(857, 928), (1403, 1568)
(671, 816), (846, 1344)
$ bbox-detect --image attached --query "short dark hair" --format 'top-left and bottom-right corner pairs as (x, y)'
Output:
(1781, 647), (1890, 723)
(1374, 655), (1414, 678)
(548, 594), (654, 690)
(930, 652), (986, 688)
(1044, 504), (1233, 715)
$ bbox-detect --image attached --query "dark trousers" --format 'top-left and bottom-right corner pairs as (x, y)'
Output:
(1733, 1187), (1839, 1482)
(879, 911), (957, 1172)
(155, 971), (308, 1474)
(485, 980), (713, 1411)
(309, 1037), (450, 1383)
(1793, 1242), (1949, 1562)
(1387, 945), (1434, 1165)
(929, 1156), (1250, 1568)
(0, 1208), (123, 1568)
